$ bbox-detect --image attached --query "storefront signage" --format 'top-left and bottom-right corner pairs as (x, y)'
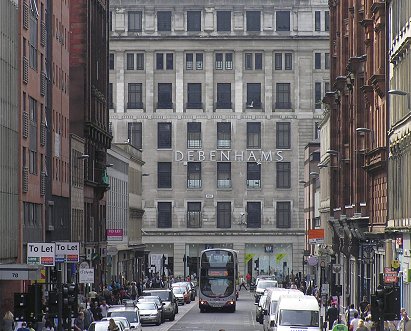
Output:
(27, 243), (56, 266)
(107, 229), (123, 241)
(79, 268), (94, 283)
(55, 242), (80, 263)
(175, 150), (284, 162)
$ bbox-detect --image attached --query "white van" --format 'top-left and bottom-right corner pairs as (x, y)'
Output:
(263, 288), (304, 331)
(272, 295), (320, 331)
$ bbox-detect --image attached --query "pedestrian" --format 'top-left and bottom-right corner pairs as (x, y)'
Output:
(246, 273), (252, 287)
(350, 312), (361, 331)
(398, 309), (411, 331)
(27, 322), (35, 331)
(238, 275), (247, 291)
(364, 315), (373, 331)
(108, 319), (119, 331)
(17, 322), (30, 331)
(44, 320), (54, 331)
(83, 305), (94, 330)
(100, 299), (109, 318)
(73, 312), (85, 331)
(346, 304), (359, 327)
(357, 320), (368, 331)
(359, 297), (369, 319)
(2, 311), (14, 331)
(90, 301), (102, 321)
(326, 302), (339, 330)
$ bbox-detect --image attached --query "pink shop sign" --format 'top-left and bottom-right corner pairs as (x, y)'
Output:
(107, 229), (123, 241)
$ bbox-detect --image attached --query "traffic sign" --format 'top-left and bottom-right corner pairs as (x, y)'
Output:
(79, 268), (94, 283)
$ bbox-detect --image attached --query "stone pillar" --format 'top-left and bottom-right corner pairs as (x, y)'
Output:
(205, 50), (214, 112)
(174, 242), (185, 277)
(234, 51), (243, 112)
(145, 51), (154, 113)
(175, 51), (184, 112)
(233, 242), (246, 276)
(116, 52), (124, 113)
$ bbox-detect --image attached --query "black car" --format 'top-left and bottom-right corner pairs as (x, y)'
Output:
(141, 289), (178, 320)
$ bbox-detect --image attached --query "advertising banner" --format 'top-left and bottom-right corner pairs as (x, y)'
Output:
(107, 229), (123, 241)
(55, 242), (80, 263)
(27, 243), (56, 266)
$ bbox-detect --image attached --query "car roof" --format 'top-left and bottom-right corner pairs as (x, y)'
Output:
(277, 295), (319, 310)
(108, 306), (138, 312)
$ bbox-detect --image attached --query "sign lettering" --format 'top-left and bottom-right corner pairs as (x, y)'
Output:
(174, 150), (285, 162)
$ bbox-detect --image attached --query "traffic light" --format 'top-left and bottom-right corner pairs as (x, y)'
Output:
(14, 293), (28, 321)
(47, 291), (58, 318)
(384, 286), (400, 320)
(67, 283), (78, 317)
(371, 287), (385, 323)
(28, 284), (43, 322)
(254, 258), (259, 270)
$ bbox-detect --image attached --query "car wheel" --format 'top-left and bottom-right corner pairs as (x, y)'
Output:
(169, 313), (175, 321)
(175, 305), (179, 314)
(156, 317), (161, 326)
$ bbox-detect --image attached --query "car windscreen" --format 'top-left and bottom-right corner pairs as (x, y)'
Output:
(137, 303), (156, 310)
(279, 309), (319, 327)
(257, 281), (277, 290)
(200, 277), (234, 298)
(144, 291), (170, 301)
(172, 287), (185, 294)
(108, 311), (139, 323)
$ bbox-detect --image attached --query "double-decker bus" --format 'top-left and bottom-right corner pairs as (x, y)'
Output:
(198, 248), (238, 313)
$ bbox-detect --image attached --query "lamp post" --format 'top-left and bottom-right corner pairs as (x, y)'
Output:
(388, 89), (410, 111)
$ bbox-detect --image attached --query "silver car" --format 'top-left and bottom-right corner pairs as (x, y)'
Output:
(136, 302), (162, 326)
(107, 306), (142, 331)
(100, 317), (130, 331)
(88, 320), (124, 331)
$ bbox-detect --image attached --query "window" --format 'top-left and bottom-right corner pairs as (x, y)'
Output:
(247, 83), (261, 109)
(187, 11), (201, 32)
(128, 122), (142, 149)
(225, 53), (233, 70)
(187, 162), (201, 188)
(127, 83), (142, 109)
(247, 163), (261, 189)
(128, 11), (142, 32)
(276, 11), (290, 31)
(136, 53), (144, 70)
(275, 53), (282, 70)
(315, 11), (321, 31)
(314, 122), (321, 140)
(217, 162), (231, 188)
(325, 53), (330, 69)
(29, 97), (37, 174)
(247, 202), (261, 228)
(245, 53), (253, 70)
(246, 11), (261, 32)
(186, 53), (193, 70)
(157, 11), (171, 31)
(29, 9), (38, 69)
(187, 83), (202, 109)
(109, 53), (114, 70)
(217, 11), (231, 32)
(158, 162), (171, 188)
(157, 83), (172, 109)
(156, 53), (164, 70)
(276, 122), (291, 149)
(247, 122), (261, 149)
(245, 53), (263, 70)
(166, 53), (173, 70)
(325, 81), (330, 92)
(109, 11), (112, 31)
(285, 53), (292, 70)
(196, 53), (203, 70)
(315, 82), (322, 109)
(217, 202), (231, 228)
(315, 53), (321, 69)
(127, 53), (134, 70)
(276, 83), (291, 109)
(276, 162), (291, 188)
(187, 122), (201, 148)
(216, 83), (232, 109)
(158, 122), (172, 149)
(157, 202), (172, 228)
(325, 11), (330, 31)
(29, 150), (37, 174)
(215, 53), (223, 70)
(108, 83), (113, 108)
(217, 122), (231, 149)
(187, 202), (201, 228)
(277, 201), (291, 228)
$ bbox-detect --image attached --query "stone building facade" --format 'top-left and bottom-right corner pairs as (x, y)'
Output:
(109, 0), (329, 279)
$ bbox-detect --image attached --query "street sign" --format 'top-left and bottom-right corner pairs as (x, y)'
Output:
(27, 243), (56, 266)
(106, 246), (118, 256)
(308, 229), (325, 244)
(55, 242), (80, 263)
(391, 260), (400, 269)
(79, 261), (89, 269)
(384, 275), (398, 283)
(79, 268), (94, 283)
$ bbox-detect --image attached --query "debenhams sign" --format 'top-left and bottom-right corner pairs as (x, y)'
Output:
(175, 150), (284, 162)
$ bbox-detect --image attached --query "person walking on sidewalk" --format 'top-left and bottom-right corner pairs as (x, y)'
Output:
(238, 275), (247, 291)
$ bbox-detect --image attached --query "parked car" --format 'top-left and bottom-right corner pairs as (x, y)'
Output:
(107, 305), (142, 331)
(172, 286), (187, 305)
(137, 295), (165, 322)
(100, 317), (130, 331)
(136, 302), (162, 326)
(88, 320), (125, 331)
(141, 289), (178, 320)
(172, 281), (196, 301)
(255, 280), (278, 304)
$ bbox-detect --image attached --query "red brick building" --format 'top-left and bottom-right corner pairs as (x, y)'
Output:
(323, 0), (387, 306)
